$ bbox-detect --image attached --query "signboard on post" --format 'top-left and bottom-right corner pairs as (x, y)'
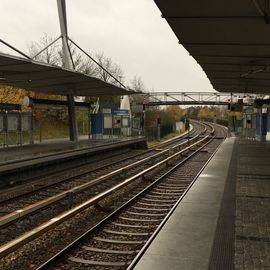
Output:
(113, 109), (129, 115)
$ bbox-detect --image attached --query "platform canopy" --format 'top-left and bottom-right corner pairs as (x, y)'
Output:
(0, 52), (135, 96)
(154, 0), (270, 94)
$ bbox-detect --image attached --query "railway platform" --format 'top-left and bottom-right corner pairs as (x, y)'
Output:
(0, 136), (146, 166)
(133, 138), (270, 270)
(0, 136), (147, 187)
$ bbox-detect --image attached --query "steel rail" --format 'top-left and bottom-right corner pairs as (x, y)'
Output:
(0, 124), (195, 201)
(127, 137), (223, 269)
(0, 125), (202, 228)
(0, 131), (212, 258)
(36, 130), (219, 270)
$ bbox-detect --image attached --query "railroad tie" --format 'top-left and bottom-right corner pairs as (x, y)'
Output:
(112, 222), (157, 229)
(94, 237), (145, 245)
(83, 246), (138, 254)
(132, 206), (168, 211)
(136, 201), (173, 208)
(103, 228), (150, 236)
(69, 257), (131, 267)
(119, 216), (162, 222)
(126, 210), (165, 217)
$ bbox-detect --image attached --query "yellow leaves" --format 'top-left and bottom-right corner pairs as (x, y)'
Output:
(0, 85), (63, 104)
(164, 105), (185, 121)
(198, 106), (215, 120)
(0, 86), (27, 104)
(146, 105), (186, 126)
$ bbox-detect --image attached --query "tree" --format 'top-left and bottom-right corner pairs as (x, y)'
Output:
(164, 105), (185, 122)
(198, 106), (215, 120)
(76, 53), (98, 77)
(28, 33), (62, 65)
(95, 52), (124, 85)
(128, 76), (147, 106)
(145, 106), (162, 126)
(130, 76), (145, 92)
(187, 106), (200, 119)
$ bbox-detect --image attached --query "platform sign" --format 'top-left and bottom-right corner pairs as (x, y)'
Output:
(113, 109), (129, 115)
(0, 103), (21, 111)
(7, 113), (19, 131)
(21, 114), (31, 131)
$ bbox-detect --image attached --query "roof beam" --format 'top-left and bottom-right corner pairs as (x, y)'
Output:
(164, 16), (262, 19)
(210, 77), (270, 81)
(181, 42), (270, 46)
(194, 54), (270, 59)
(201, 62), (266, 66)
(214, 82), (270, 87)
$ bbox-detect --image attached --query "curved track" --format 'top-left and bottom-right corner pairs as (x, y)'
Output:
(38, 123), (225, 270)
(0, 121), (203, 205)
(0, 121), (226, 270)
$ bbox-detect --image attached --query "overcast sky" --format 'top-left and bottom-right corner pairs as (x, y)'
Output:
(0, 0), (214, 92)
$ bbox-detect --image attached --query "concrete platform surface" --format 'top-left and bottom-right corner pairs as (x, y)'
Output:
(0, 136), (146, 174)
(234, 140), (270, 270)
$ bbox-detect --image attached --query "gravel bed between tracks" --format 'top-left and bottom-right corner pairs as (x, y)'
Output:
(0, 140), (192, 269)
(0, 148), (135, 201)
(1, 165), (171, 270)
(0, 150), (146, 212)
(0, 150), (171, 245)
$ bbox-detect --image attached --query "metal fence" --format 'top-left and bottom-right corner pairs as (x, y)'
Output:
(146, 124), (174, 141)
(0, 112), (33, 146)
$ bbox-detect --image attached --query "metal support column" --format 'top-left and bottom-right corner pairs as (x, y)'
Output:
(67, 93), (78, 141)
(57, 0), (78, 142)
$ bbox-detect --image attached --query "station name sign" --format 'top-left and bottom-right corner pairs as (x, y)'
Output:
(112, 109), (129, 115)
(0, 103), (21, 111)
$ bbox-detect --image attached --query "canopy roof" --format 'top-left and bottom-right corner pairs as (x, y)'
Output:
(0, 52), (135, 96)
(154, 0), (270, 94)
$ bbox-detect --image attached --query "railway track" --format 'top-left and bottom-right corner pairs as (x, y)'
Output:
(0, 128), (203, 246)
(0, 121), (226, 270)
(0, 122), (203, 227)
(36, 124), (225, 270)
(0, 121), (202, 205)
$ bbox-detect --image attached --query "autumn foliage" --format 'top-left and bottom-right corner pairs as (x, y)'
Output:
(0, 86), (28, 104)
(146, 105), (186, 127)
